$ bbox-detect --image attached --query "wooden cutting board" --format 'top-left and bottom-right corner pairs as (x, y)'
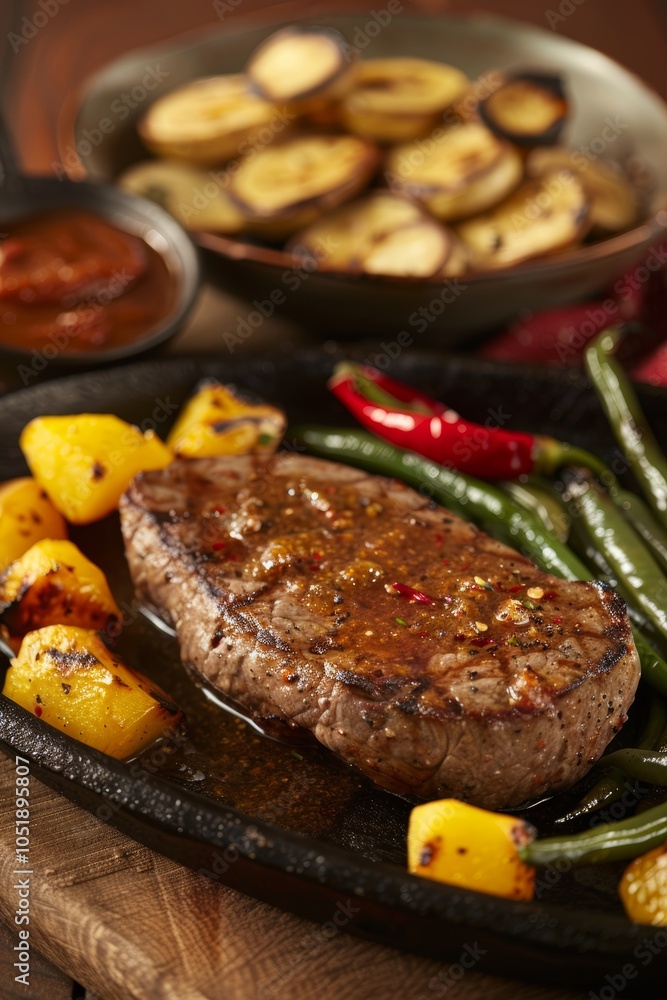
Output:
(0, 753), (589, 1000)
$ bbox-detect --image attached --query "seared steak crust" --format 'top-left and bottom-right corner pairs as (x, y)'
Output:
(120, 453), (640, 808)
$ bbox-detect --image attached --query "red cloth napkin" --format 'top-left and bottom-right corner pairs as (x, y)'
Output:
(479, 242), (667, 386)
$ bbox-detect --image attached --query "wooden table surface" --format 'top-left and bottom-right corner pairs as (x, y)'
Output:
(1, 1), (667, 997)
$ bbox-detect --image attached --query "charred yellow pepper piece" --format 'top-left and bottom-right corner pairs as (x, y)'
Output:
(408, 799), (536, 901)
(0, 477), (67, 572)
(20, 414), (173, 524)
(167, 380), (286, 458)
(620, 841), (667, 926)
(0, 539), (121, 651)
(3, 625), (183, 759)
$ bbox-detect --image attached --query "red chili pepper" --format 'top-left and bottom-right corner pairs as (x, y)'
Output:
(391, 582), (442, 605)
(328, 362), (606, 480)
(471, 636), (496, 647)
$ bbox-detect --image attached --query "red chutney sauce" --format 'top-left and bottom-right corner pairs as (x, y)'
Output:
(0, 209), (176, 354)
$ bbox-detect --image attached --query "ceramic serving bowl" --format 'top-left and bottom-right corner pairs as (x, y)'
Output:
(74, 11), (667, 345)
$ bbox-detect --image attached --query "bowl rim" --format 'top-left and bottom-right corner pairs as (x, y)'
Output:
(69, 8), (667, 288)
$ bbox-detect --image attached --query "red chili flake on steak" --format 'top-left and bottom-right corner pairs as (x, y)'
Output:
(391, 582), (437, 604)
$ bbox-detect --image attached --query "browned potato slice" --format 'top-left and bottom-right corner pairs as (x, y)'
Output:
(438, 235), (469, 277)
(342, 58), (469, 143)
(118, 160), (245, 234)
(247, 26), (356, 112)
(480, 72), (568, 146)
(288, 192), (454, 277)
(527, 147), (639, 234)
(229, 134), (379, 239)
(386, 122), (523, 221)
(362, 220), (451, 277)
(138, 74), (279, 165)
(457, 169), (590, 269)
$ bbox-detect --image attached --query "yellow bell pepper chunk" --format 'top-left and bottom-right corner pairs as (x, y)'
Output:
(167, 380), (286, 458)
(408, 799), (536, 901)
(0, 539), (121, 651)
(620, 841), (667, 926)
(20, 414), (172, 524)
(0, 477), (67, 572)
(3, 625), (183, 759)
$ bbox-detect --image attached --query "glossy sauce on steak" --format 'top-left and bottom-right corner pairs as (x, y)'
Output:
(120, 453), (640, 808)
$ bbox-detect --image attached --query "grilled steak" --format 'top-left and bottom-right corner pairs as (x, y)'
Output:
(120, 453), (640, 808)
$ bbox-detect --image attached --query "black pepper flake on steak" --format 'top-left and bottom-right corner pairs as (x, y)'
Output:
(119, 452), (640, 809)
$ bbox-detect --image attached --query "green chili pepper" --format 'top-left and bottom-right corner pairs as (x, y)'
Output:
(522, 798), (667, 867)
(563, 468), (667, 651)
(616, 488), (667, 576)
(597, 749), (667, 786)
(568, 523), (667, 655)
(500, 479), (571, 542)
(585, 327), (667, 526)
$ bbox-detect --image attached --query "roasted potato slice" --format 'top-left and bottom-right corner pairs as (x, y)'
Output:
(457, 169), (590, 269)
(118, 160), (245, 234)
(247, 26), (356, 112)
(0, 477), (67, 572)
(408, 799), (536, 901)
(229, 134), (379, 238)
(138, 74), (279, 165)
(341, 57), (469, 143)
(20, 414), (173, 525)
(167, 380), (286, 458)
(0, 539), (121, 651)
(527, 147), (639, 234)
(480, 72), (568, 147)
(438, 234), (469, 277)
(289, 192), (454, 278)
(620, 841), (667, 926)
(386, 122), (523, 222)
(3, 625), (183, 759)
